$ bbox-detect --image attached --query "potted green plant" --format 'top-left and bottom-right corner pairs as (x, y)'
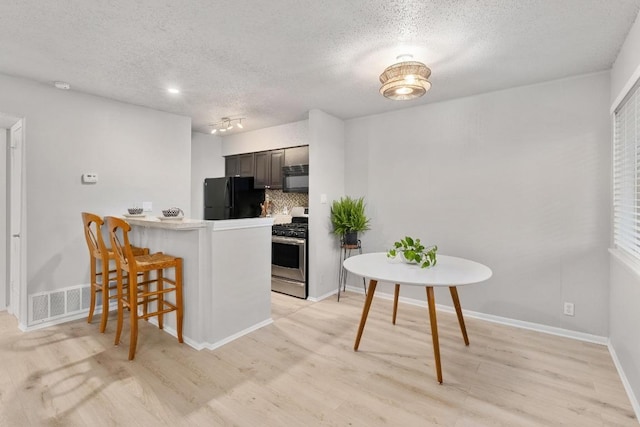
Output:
(387, 236), (437, 268)
(330, 196), (371, 245)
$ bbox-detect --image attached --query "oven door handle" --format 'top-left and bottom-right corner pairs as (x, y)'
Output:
(272, 236), (306, 245)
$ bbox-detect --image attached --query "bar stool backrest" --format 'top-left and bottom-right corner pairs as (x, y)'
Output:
(105, 216), (135, 273)
(82, 212), (108, 262)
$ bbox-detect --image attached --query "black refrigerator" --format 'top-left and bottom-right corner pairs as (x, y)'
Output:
(204, 177), (265, 220)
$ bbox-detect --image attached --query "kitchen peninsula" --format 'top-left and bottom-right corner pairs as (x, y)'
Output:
(124, 216), (274, 350)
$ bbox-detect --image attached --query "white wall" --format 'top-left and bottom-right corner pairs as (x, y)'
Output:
(221, 120), (308, 156)
(610, 10), (640, 415)
(0, 73), (192, 299)
(610, 255), (640, 411)
(345, 71), (611, 336)
(611, 13), (640, 107)
(191, 132), (224, 219)
(308, 109), (345, 299)
(0, 129), (6, 310)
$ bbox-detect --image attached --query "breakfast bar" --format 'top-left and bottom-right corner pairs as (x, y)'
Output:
(124, 216), (274, 350)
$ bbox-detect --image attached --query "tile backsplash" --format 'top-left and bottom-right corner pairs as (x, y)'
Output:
(266, 189), (308, 214)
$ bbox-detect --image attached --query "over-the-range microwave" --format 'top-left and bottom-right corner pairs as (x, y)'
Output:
(282, 164), (309, 193)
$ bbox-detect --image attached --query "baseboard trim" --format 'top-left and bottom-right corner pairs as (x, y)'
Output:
(149, 318), (275, 352)
(22, 305), (114, 332)
(204, 318), (274, 351)
(345, 284), (608, 345)
(143, 319), (207, 351)
(24, 283), (609, 346)
(307, 288), (337, 302)
(147, 316), (274, 352)
(22, 300), (274, 354)
(25, 311), (88, 331)
(608, 341), (640, 422)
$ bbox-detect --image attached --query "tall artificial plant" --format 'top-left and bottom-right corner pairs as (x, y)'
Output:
(330, 196), (371, 242)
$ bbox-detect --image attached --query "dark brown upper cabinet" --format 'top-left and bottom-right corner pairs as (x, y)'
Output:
(254, 149), (284, 189)
(284, 145), (309, 166)
(225, 153), (255, 177)
(225, 145), (308, 187)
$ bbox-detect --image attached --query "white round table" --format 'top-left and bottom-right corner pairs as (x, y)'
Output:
(343, 252), (492, 383)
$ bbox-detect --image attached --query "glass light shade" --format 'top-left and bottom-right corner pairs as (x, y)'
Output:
(379, 61), (431, 101)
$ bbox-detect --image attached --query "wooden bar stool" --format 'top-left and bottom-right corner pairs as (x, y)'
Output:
(106, 216), (184, 360)
(81, 212), (149, 333)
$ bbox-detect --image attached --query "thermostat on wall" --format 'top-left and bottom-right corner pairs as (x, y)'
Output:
(82, 173), (98, 184)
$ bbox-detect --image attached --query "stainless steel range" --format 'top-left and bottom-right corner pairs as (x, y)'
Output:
(271, 214), (308, 299)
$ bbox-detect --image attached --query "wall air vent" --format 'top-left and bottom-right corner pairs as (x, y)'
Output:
(28, 284), (99, 326)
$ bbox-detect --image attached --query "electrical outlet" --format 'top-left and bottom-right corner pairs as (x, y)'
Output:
(81, 173), (98, 184)
(563, 302), (575, 316)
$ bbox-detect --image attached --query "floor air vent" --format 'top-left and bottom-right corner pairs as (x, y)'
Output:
(28, 284), (95, 326)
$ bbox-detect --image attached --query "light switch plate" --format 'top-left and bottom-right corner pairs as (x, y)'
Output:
(320, 194), (327, 204)
(142, 201), (152, 212)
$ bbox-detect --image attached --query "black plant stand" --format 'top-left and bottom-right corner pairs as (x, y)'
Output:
(338, 239), (367, 301)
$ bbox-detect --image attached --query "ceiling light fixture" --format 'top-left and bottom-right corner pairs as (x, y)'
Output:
(167, 87), (180, 94)
(54, 81), (71, 90)
(210, 117), (245, 134)
(379, 54), (431, 101)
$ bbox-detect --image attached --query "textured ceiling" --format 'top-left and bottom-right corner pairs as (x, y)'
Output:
(0, 1), (639, 134)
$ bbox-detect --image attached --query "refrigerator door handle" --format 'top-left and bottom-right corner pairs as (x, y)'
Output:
(225, 179), (232, 208)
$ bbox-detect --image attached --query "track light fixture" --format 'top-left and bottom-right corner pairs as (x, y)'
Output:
(210, 117), (245, 134)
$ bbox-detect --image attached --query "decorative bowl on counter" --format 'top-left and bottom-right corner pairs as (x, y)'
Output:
(162, 207), (184, 217)
(128, 207), (143, 215)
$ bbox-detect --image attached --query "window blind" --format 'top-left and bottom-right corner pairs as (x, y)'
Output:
(613, 80), (640, 261)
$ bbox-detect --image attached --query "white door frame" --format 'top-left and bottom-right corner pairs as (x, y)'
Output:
(0, 127), (6, 310)
(3, 113), (27, 328)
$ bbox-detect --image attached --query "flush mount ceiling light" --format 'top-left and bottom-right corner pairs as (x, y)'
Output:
(379, 54), (431, 101)
(210, 117), (245, 134)
(54, 81), (71, 90)
(167, 87), (180, 94)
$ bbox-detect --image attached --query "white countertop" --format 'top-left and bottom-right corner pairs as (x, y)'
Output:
(210, 217), (274, 231)
(123, 215), (274, 231)
(123, 215), (207, 230)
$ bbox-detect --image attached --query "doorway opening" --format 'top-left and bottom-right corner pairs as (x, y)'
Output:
(1, 112), (26, 328)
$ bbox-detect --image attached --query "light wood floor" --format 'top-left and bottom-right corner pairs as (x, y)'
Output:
(0, 291), (636, 426)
